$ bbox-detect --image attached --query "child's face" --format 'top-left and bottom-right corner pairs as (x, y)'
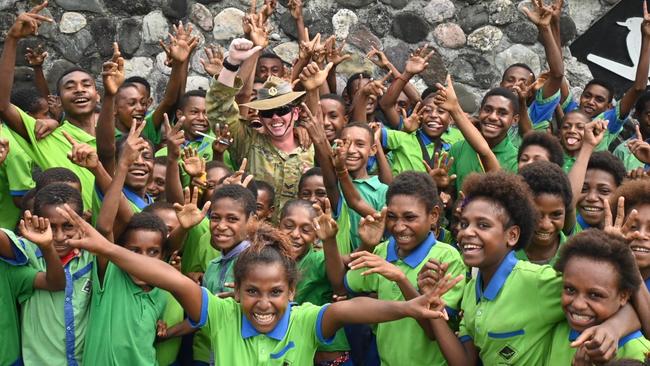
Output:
(625, 204), (650, 274)
(340, 126), (376, 173)
(209, 197), (250, 253)
(152, 208), (180, 235)
(279, 206), (316, 260)
(560, 113), (588, 153)
(298, 175), (327, 211)
(58, 71), (98, 118)
(204, 167), (230, 203)
(577, 169), (617, 227)
(122, 229), (165, 288)
(477, 95), (518, 143)
(635, 100), (650, 138)
(321, 99), (347, 143)
(255, 189), (275, 222)
(457, 198), (519, 271)
(177, 96), (208, 140)
(395, 92), (411, 114)
(420, 97), (451, 139)
(518, 145), (551, 170)
(561, 256), (628, 332)
(579, 84), (612, 118)
(386, 194), (438, 255)
(256, 58), (283, 81)
(531, 193), (565, 247)
(236, 262), (294, 334)
(30, 98), (51, 120)
(115, 86), (147, 127)
(41, 204), (82, 257)
(146, 164), (166, 201)
(124, 144), (154, 191)
(500, 66), (534, 91)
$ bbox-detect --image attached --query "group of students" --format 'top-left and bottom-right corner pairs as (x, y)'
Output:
(3, 0), (650, 365)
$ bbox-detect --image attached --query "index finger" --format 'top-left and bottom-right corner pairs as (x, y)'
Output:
(62, 131), (78, 146)
(300, 102), (315, 120)
(636, 123), (643, 141)
(29, 1), (48, 14)
(239, 158), (248, 172)
(111, 42), (121, 61)
(250, 0), (257, 13)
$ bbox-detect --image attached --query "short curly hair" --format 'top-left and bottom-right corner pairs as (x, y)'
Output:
(555, 229), (641, 295)
(609, 179), (650, 219)
(587, 152), (626, 187)
(519, 161), (573, 211)
(118, 212), (169, 253)
(34, 183), (84, 216)
(280, 199), (316, 221)
(461, 171), (538, 250)
(518, 132), (565, 168)
(387, 171), (439, 213)
(211, 184), (257, 218)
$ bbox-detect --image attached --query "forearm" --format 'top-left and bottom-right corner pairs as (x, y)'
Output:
(96, 95), (116, 175)
(96, 162), (128, 236)
(291, 57), (310, 84)
(568, 144), (595, 209)
(152, 61), (185, 129)
(374, 145), (393, 185)
(323, 296), (413, 338)
(165, 156), (184, 205)
(38, 245), (66, 290)
(351, 94), (369, 123)
(539, 26), (564, 98)
(167, 225), (189, 253)
(318, 149), (340, 211)
(429, 319), (473, 366)
(0, 36), (27, 138)
(337, 170), (376, 217)
(326, 65), (337, 94)
(396, 275), (435, 339)
(235, 51), (260, 111)
(449, 106), (499, 171)
(161, 319), (198, 340)
(632, 285), (650, 338)
(602, 303), (641, 337)
(322, 237), (347, 295)
(517, 102), (533, 137)
(32, 66), (50, 98)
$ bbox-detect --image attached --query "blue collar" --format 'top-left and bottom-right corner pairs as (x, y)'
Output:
(386, 232), (436, 268)
(416, 129), (451, 152)
(475, 251), (518, 302)
(122, 187), (153, 210)
(644, 277), (650, 292)
(182, 136), (211, 153)
(241, 302), (293, 340)
(569, 328), (643, 348)
(218, 240), (251, 263)
(576, 214), (591, 230)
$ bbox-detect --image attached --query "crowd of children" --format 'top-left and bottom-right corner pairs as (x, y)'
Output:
(3, 0), (650, 365)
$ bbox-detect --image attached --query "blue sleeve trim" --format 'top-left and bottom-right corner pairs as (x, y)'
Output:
(315, 304), (335, 345)
(0, 232), (28, 265)
(381, 127), (388, 149)
(487, 329), (525, 338)
(270, 341), (295, 359)
(444, 306), (458, 317)
(459, 335), (473, 343)
(9, 189), (29, 197)
(332, 193), (343, 219)
(604, 105), (625, 134)
(72, 262), (93, 280)
(189, 287), (209, 328)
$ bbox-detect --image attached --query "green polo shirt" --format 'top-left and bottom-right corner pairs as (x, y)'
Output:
(10, 107), (95, 211)
(345, 233), (466, 365)
(198, 293), (332, 365)
(458, 251), (564, 365)
(180, 218), (219, 274)
(614, 138), (646, 171)
(508, 89), (561, 148)
(563, 152), (576, 173)
(334, 175), (388, 253)
(0, 230), (37, 366)
(450, 136), (518, 192)
(17, 238), (94, 366)
(91, 186), (154, 224)
(0, 125), (35, 229)
(380, 127), (464, 176)
(156, 292), (185, 366)
(548, 322), (650, 364)
(83, 261), (168, 365)
(514, 231), (567, 267)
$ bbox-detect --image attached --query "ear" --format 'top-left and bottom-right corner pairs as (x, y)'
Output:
(505, 225), (520, 249)
(175, 109), (183, 121)
(234, 287), (241, 302)
(147, 97), (154, 108)
(619, 290), (631, 307)
(428, 204), (441, 228)
(511, 111), (520, 126)
(370, 139), (378, 156)
(288, 286), (296, 302)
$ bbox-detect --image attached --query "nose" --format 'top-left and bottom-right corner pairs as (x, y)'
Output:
(571, 294), (588, 311)
(53, 226), (66, 242)
(290, 228), (301, 240)
(538, 215), (553, 231)
(585, 189), (599, 202)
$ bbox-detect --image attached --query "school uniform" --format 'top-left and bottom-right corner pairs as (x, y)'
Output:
(614, 137), (649, 171)
(458, 251), (564, 365)
(344, 232), (466, 365)
(509, 89), (562, 148)
(155, 292), (185, 366)
(82, 261), (168, 365)
(562, 93), (628, 151)
(0, 126), (35, 229)
(91, 185), (155, 223)
(548, 322), (650, 364)
(181, 218), (219, 274)
(514, 231), (567, 266)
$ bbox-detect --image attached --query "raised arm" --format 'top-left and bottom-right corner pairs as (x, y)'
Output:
(19, 211), (66, 291)
(164, 114), (186, 205)
(619, 1), (650, 118)
(25, 44), (50, 98)
(351, 74), (390, 123)
(332, 139), (378, 217)
(96, 43), (125, 175)
(313, 199), (347, 295)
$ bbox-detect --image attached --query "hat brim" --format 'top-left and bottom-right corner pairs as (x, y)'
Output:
(241, 91), (306, 110)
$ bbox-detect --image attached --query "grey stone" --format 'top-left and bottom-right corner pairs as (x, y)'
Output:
(54, 0), (104, 13)
(15, 38), (41, 67)
(273, 42), (299, 64)
(603, 0), (619, 4)
(106, 0), (152, 16)
(142, 10), (169, 44)
(124, 57), (155, 78)
(347, 24), (381, 52)
(455, 82), (479, 113)
(379, 0), (407, 9)
(495, 44), (541, 77)
(568, 0), (603, 33)
(162, 0), (188, 21)
(186, 75), (210, 91)
(333, 52), (376, 76)
(457, 4), (489, 33)
(433, 23), (466, 49)
(564, 56), (593, 92)
(13, 66), (36, 91)
(45, 59), (77, 92)
(59, 12), (86, 34)
(89, 17), (117, 58)
(118, 18), (142, 58)
(368, 4), (392, 37)
(559, 15), (577, 46)
(187, 22), (206, 49)
(488, 0), (518, 25)
(419, 47), (447, 86)
(278, 8), (333, 41)
(212, 8), (245, 41)
(37, 8), (57, 39)
(423, 0), (455, 24)
(384, 41), (410, 71)
(0, 0), (17, 11)
(79, 54), (104, 76)
(53, 28), (93, 63)
(504, 18), (538, 45)
(334, 0), (373, 8)
(467, 25), (503, 52)
(0, 12), (15, 40)
(156, 51), (172, 75)
(332, 9), (358, 40)
(449, 53), (497, 89)
(190, 47), (207, 75)
(391, 12), (430, 43)
(190, 3), (213, 31)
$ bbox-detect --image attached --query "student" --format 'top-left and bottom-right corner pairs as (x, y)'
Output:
(320, 94), (349, 145)
(425, 171), (639, 365)
(57, 204), (459, 366)
(341, 172), (466, 365)
(298, 167), (328, 211)
(255, 180), (276, 222)
(147, 156), (168, 201)
(614, 91), (650, 170)
(256, 52), (285, 81)
(518, 161), (572, 265)
(34, 167), (82, 192)
(0, 122), (35, 229)
(548, 230), (650, 364)
(517, 131), (565, 170)
(559, 110), (592, 172)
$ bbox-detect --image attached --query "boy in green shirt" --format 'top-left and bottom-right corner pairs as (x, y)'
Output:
(0, 125), (35, 229)
(613, 91), (650, 171)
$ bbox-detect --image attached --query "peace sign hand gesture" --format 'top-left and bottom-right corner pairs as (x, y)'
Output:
(405, 45), (435, 75)
(8, 1), (53, 39)
(25, 44), (48, 66)
(423, 152), (456, 191)
(312, 198), (338, 240)
(102, 43), (125, 96)
(401, 102), (423, 133)
(64, 131), (99, 170)
(164, 114), (185, 159)
(19, 210), (53, 249)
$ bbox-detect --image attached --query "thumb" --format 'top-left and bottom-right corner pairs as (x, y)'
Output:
(445, 74), (453, 89)
(636, 123), (643, 141)
(570, 328), (594, 348)
(323, 62), (334, 75)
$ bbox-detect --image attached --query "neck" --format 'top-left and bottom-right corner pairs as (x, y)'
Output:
(270, 130), (298, 152)
(567, 148), (580, 158)
(67, 113), (96, 136)
(486, 134), (506, 148)
(115, 118), (129, 133)
(479, 252), (510, 291)
(525, 236), (560, 263)
(128, 185), (147, 198)
(350, 167), (369, 180)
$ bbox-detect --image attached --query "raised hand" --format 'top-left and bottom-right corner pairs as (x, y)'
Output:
(357, 207), (387, 248)
(642, 0), (650, 38)
(19, 210), (53, 248)
(47, 95), (62, 121)
(583, 119), (608, 147)
(423, 152), (456, 190)
(366, 46), (392, 70)
(348, 251), (405, 282)
(369, 122), (382, 148)
(287, 0), (303, 19)
(168, 250), (182, 272)
(602, 196), (638, 240)
(433, 75), (460, 114)
(212, 123), (233, 154)
(261, 0), (277, 23)
(174, 187), (211, 230)
(200, 44), (224, 77)
(293, 126), (312, 150)
(405, 45), (434, 75)
(119, 120), (149, 167)
(332, 138), (352, 172)
(550, 0), (563, 23)
(102, 43), (125, 96)
(243, 12), (270, 48)
(326, 38), (351, 66)
(628, 124), (650, 163)
(160, 21), (199, 64)
(226, 38), (263, 66)
(401, 101), (423, 133)
(56, 204), (108, 253)
(223, 158), (254, 187)
(417, 258), (449, 294)
(405, 273), (464, 320)
(299, 30), (320, 61)
(299, 61), (334, 91)
(312, 35), (332, 64)
(8, 1), (53, 39)
(63, 131), (99, 169)
(512, 81), (533, 105)
(522, 0), (553, 27)
(181, 147), (206, 178)
(34, 117), (59, 140)
(164, 114), (185, 159)
(312, 198), (338, 240)
(299, 103), (327, 143)
(25, 44), (48, 66)
(359, 72), (392, 98)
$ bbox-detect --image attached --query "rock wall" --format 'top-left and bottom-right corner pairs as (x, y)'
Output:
(0, 0), (619, 113)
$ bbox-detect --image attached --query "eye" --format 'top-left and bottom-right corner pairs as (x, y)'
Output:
(271, 288), (283, 296)
(147, 248), (161, 257)
(564, 286), (575, 295)
(459, 221), (469, 229)
(478, 221), (491, 229)
(246, 288), (257, 295)
(588, 291), (604, 299)
(227, 217), (239, 223)
(598, 189), (611, 195)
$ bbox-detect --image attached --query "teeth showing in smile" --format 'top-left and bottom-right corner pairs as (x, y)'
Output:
(271, 122), (284, 128)
(570, 312), (593, 322)
(130, 169), (147, 177)
(254, 313), (275, 325)
(631, 246), (650, 253)
(426, 121), (442, 129)
(535, 231), (552, 240)
(397, 235), (412, 241)
(582, 207), (602, 213)
(462, 244), (482, 251)
(73, 97), (89, 104)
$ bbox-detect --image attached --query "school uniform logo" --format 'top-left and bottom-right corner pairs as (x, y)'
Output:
(82, 279), (92, 294)
(498, 344), (517, 361)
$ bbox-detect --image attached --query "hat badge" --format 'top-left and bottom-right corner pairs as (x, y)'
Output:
(268, 86), (278, 96)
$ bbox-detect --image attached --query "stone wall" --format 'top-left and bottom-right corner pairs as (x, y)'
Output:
(0, 0), (619, 113)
